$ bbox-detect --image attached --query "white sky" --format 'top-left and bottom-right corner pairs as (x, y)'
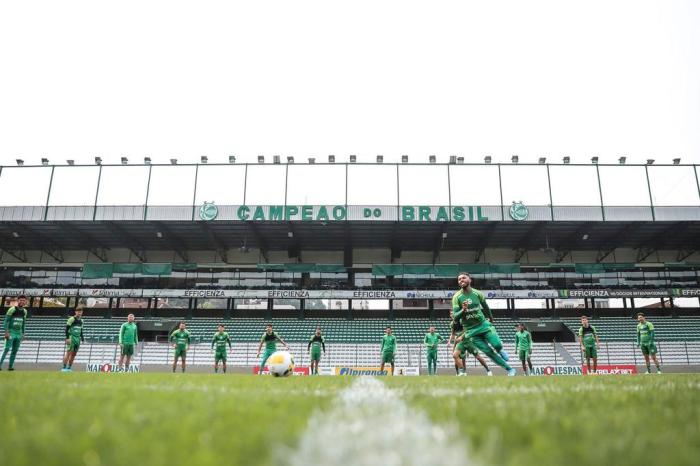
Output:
(1, 0), (699, 167)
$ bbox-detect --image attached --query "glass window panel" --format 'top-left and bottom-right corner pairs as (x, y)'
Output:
(352, 299), (390, 310)
(155, 297), (189, 309)
(235, 299), (268, 309)
(42, 297), (68, 308)
(274, 299), (300, 309)
(398, 165), (449, 205)
(147, 165), (197, 205)
(96, 166), (150, 205)
(244, 165), (286, 205)
(549, 165), (602, 206)
(0, 167), (52, 206)
(347, 165), (398, 205)
(197, 298), (227, 309)
(286, 164), (346, 205)
(47, 166), (100, 206)
(599, 166), (651, 206)
(500, 165), (551, 206)
(449, 165), (501, 205)
(647, 166), (700, 206)
(307, 299), (349, 310)
(194, 165), (246, 205)
(119, 298), (149, 308)
(84, 297), (110, 308)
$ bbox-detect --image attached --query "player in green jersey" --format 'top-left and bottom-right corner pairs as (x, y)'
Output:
(1, 295), (28, 371)
(379, 327), (397, 375)
(307, 327), (326, 375)
(447, 310), (492, 376)
(578, 315), (599, 374)
(255, 324), (289, 375)
(62, 305), (85, 372)
(452, 273), (516, 376)
(170, 322), (191, 373)
(424, 326), (444, 375)
(211, 324), (232, 373)
(514, 323), (533, 375)
(118, 313), (138, 371)
(637, 313), (661, 374)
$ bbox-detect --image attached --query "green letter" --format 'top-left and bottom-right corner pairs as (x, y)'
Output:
(332, 206), (346, 220)
(452, 206), (465, 221)
(269, 205), (283, 221)
(402, 206), (415, 221)
(317, 206), (329, 221)
(419, 206), (431, 221)
(436, 206), (449, 222)
(301, 205), (313, 221)
(285, 206), (299, 220)
(476, 206), (488, 221)
(253, 206), (266, 221)
(237, 205), (250, 221)
(363, 208), (372, 218)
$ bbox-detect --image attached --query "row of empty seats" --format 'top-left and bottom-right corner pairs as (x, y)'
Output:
(21, 316), (700, 343)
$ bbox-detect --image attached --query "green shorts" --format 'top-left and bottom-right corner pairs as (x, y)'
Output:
(121, 344), (134, 356)
(519, 349), (531, 362)
(174, 346), (187, 359)
(310, 347), (322, 362)
(214, 350), (227, 363)
(66, 339), (80, 353)
(381, 351), (395, 363)
(455, 338), (479, 357)
(640, 342), (657, 356)
(583, 345), (597, 359)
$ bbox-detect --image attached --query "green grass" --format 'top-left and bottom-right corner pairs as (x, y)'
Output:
(1, 373), (699, 466)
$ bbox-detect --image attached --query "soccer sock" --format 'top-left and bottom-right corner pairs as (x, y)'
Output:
(215, 367), (218, 373)
(0, 347), (8, 365)
(647, 364), (651, 372)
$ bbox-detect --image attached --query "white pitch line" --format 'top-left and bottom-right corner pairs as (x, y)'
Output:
(281, 377), (473, 466)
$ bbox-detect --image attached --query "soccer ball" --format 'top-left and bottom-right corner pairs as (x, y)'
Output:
(267, 351), (295, 377)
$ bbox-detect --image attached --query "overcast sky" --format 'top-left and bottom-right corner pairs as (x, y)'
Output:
(1, 0), (698, 167)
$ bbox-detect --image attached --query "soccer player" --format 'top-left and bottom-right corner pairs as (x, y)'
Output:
(637, 313), (662, 374)
(447, 310), (492, 376)
(255, 324), (289, 375)
(515, 323), (533, 375)
(448, 310), (492, 376)
(62, 305), (85, 372)
(118, 313), (138, 371)
(170, 322), (191, 373)
(1, 295), (28, 371)
(379, 326), (397, 375)
(452, 272), (516, 376)
(307, 327), (325, 375)
(578, 315), (599, 374)
(424, 326), (444, 375)
(211, 324), (232, 373)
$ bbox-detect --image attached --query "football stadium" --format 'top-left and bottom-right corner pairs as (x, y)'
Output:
(1, 158), (700, 465)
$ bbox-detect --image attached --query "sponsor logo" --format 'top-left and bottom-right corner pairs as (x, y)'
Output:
(253, 366), (310, 376)
(583, 365), (637, 375)
(509, 201), (529, 221)
(267, 290), (310, 298)
(531, 365), (583, 376)
(352, 291), (396, 299)
(183, 289), (225, 298)
(673, 288), (700, 297)
(199, 201), (219, 221)
(566, 289), (610, 298)
(336, 367), (390, 376)
(86, 363), (140, 373)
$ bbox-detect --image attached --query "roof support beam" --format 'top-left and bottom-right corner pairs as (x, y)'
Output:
(677, 249), (697, 261)
(432, 224), (449, 264)
(595, 222), (637, 262)
(0, 247), (27, 262)
(554, 222), (595, 262)
(474, 223), (498, 262)
(10, 223), (63, 262)
(153, 222), (189, 262)
(247, 222), (269, 263)
(58, 223), (110, 262)
(198, 222), (228, 263)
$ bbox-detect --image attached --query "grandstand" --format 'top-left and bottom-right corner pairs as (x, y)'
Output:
(1, 159), (700, 372)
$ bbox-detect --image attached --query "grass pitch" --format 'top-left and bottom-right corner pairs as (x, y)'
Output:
(0, 372), (698, 466)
